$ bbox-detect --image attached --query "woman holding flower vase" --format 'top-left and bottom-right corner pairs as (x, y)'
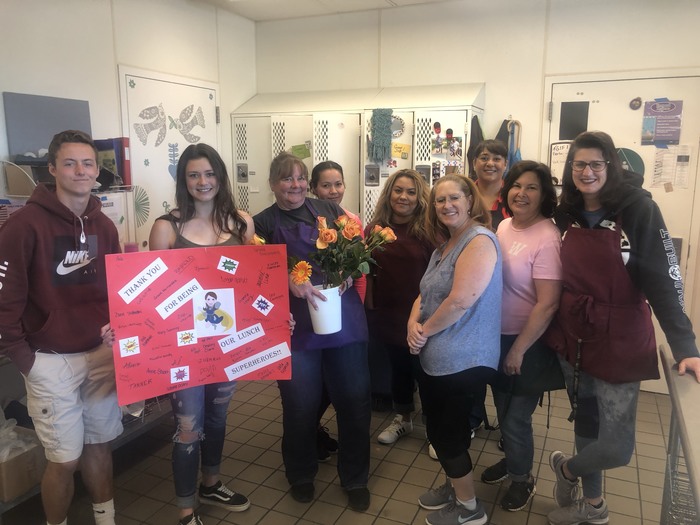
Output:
(253, 152), (372, 511)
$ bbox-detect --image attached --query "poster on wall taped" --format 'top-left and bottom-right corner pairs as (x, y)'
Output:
(641, 99), (682, 146)
(105, 245), (291, 405)
(549, 141), (571, 184)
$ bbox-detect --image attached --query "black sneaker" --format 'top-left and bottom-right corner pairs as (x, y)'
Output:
(481, 458), (508, 484)
(290, 482), (315, 503)
(178, 513), (204, 525)
(347, 487), (370, 511)
(198, 480), (250, 512)
(317, 426), (338, 453)
(317, 443), (331, 462)
(497, 437), (504, 451)
(500, 477), (536, 512)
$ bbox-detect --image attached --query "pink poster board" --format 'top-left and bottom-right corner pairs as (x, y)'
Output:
(105, 245), (291, 405)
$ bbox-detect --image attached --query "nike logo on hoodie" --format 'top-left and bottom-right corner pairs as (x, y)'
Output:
(56, 250), (95, 275)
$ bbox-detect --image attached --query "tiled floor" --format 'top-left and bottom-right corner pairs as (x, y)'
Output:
(3, 382), (671, 525)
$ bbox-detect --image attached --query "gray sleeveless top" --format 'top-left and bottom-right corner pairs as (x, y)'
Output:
(418, 224), (502, 376)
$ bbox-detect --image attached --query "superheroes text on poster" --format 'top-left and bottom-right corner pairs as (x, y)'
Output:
(105, 245), (291, 405)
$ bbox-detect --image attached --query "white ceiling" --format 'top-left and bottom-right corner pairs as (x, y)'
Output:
(194, 0), (456, 22)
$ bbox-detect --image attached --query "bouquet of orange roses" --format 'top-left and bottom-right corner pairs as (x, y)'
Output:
(290, 215), (396, 290)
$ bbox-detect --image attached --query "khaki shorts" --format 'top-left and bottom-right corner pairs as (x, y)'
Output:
(23, 344), (123, 463)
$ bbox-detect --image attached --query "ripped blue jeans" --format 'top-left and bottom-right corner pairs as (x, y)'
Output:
(170, 381), (236, 508)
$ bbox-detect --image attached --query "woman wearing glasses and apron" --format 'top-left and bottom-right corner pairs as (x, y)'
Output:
(544, 131), (700, 525)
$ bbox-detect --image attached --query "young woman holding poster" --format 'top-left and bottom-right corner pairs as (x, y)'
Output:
(149, 143), (254, 525)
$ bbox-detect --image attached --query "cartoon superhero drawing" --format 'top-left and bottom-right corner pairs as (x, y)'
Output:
(195, 291), (234, 332)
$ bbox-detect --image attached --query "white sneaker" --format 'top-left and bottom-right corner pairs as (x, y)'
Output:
(428, 442), (438, 460)
(378, 415), (413, 444)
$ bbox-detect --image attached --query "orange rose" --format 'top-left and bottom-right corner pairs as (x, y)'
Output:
(379, 226), (397, 242)
(334, 215), (349, 229)
(341, 220), (363, 241)
(316, 228), (338, 249)
(372, 224), (382, 234)
(317, 216), (328, 230)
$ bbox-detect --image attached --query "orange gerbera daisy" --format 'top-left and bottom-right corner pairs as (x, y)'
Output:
(290, 260), (313, 285)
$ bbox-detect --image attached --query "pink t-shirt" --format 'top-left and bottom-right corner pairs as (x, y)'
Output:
(497, 217), (562, 335)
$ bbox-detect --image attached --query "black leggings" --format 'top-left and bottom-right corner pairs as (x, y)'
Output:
(419, 366), (495, 478)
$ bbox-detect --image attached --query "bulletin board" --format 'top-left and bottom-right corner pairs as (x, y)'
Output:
(105, 244), (291, 405)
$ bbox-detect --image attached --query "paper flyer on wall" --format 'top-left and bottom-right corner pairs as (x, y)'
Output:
(105, 245), (291, 405)
(652, 145), (691, 190)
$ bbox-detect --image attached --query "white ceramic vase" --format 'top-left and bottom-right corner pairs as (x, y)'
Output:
(307, 284), (342, 335)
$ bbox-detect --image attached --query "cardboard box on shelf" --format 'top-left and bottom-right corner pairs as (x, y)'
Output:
(0, 427), (46, 503)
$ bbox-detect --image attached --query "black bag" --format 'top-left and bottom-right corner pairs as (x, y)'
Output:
(510, 339), (566, 396)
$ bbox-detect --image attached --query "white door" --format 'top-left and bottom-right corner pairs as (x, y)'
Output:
(232, 114), (314, 217)
(545, 75), (700, 392)
(119, 67), (219, 248)
(271, 114), (313, 172)
(232, 116), (273, 216)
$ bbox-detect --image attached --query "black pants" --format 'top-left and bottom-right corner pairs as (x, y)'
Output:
(418, 366), (495, 478)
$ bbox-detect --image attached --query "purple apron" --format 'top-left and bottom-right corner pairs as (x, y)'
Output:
(272, 200), (368, 350)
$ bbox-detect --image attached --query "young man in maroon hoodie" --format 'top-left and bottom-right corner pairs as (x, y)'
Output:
(0, 130), (122, 525)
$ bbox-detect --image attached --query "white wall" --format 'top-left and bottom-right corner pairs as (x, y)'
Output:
(0, 0), (256, 195)
(0, 0), (120, 158)
(3, 0), (699, 192)
(255, 0), (700, 159)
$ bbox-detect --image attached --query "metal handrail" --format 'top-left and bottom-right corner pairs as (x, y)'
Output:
(660, 345), (700, 524)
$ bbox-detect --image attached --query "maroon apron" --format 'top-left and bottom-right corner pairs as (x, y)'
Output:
(546, 220), (658, 383)
(272, 200), (368, 351)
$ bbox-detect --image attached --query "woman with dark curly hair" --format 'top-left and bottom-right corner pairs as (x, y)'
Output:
(365, 169), (435, 445)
